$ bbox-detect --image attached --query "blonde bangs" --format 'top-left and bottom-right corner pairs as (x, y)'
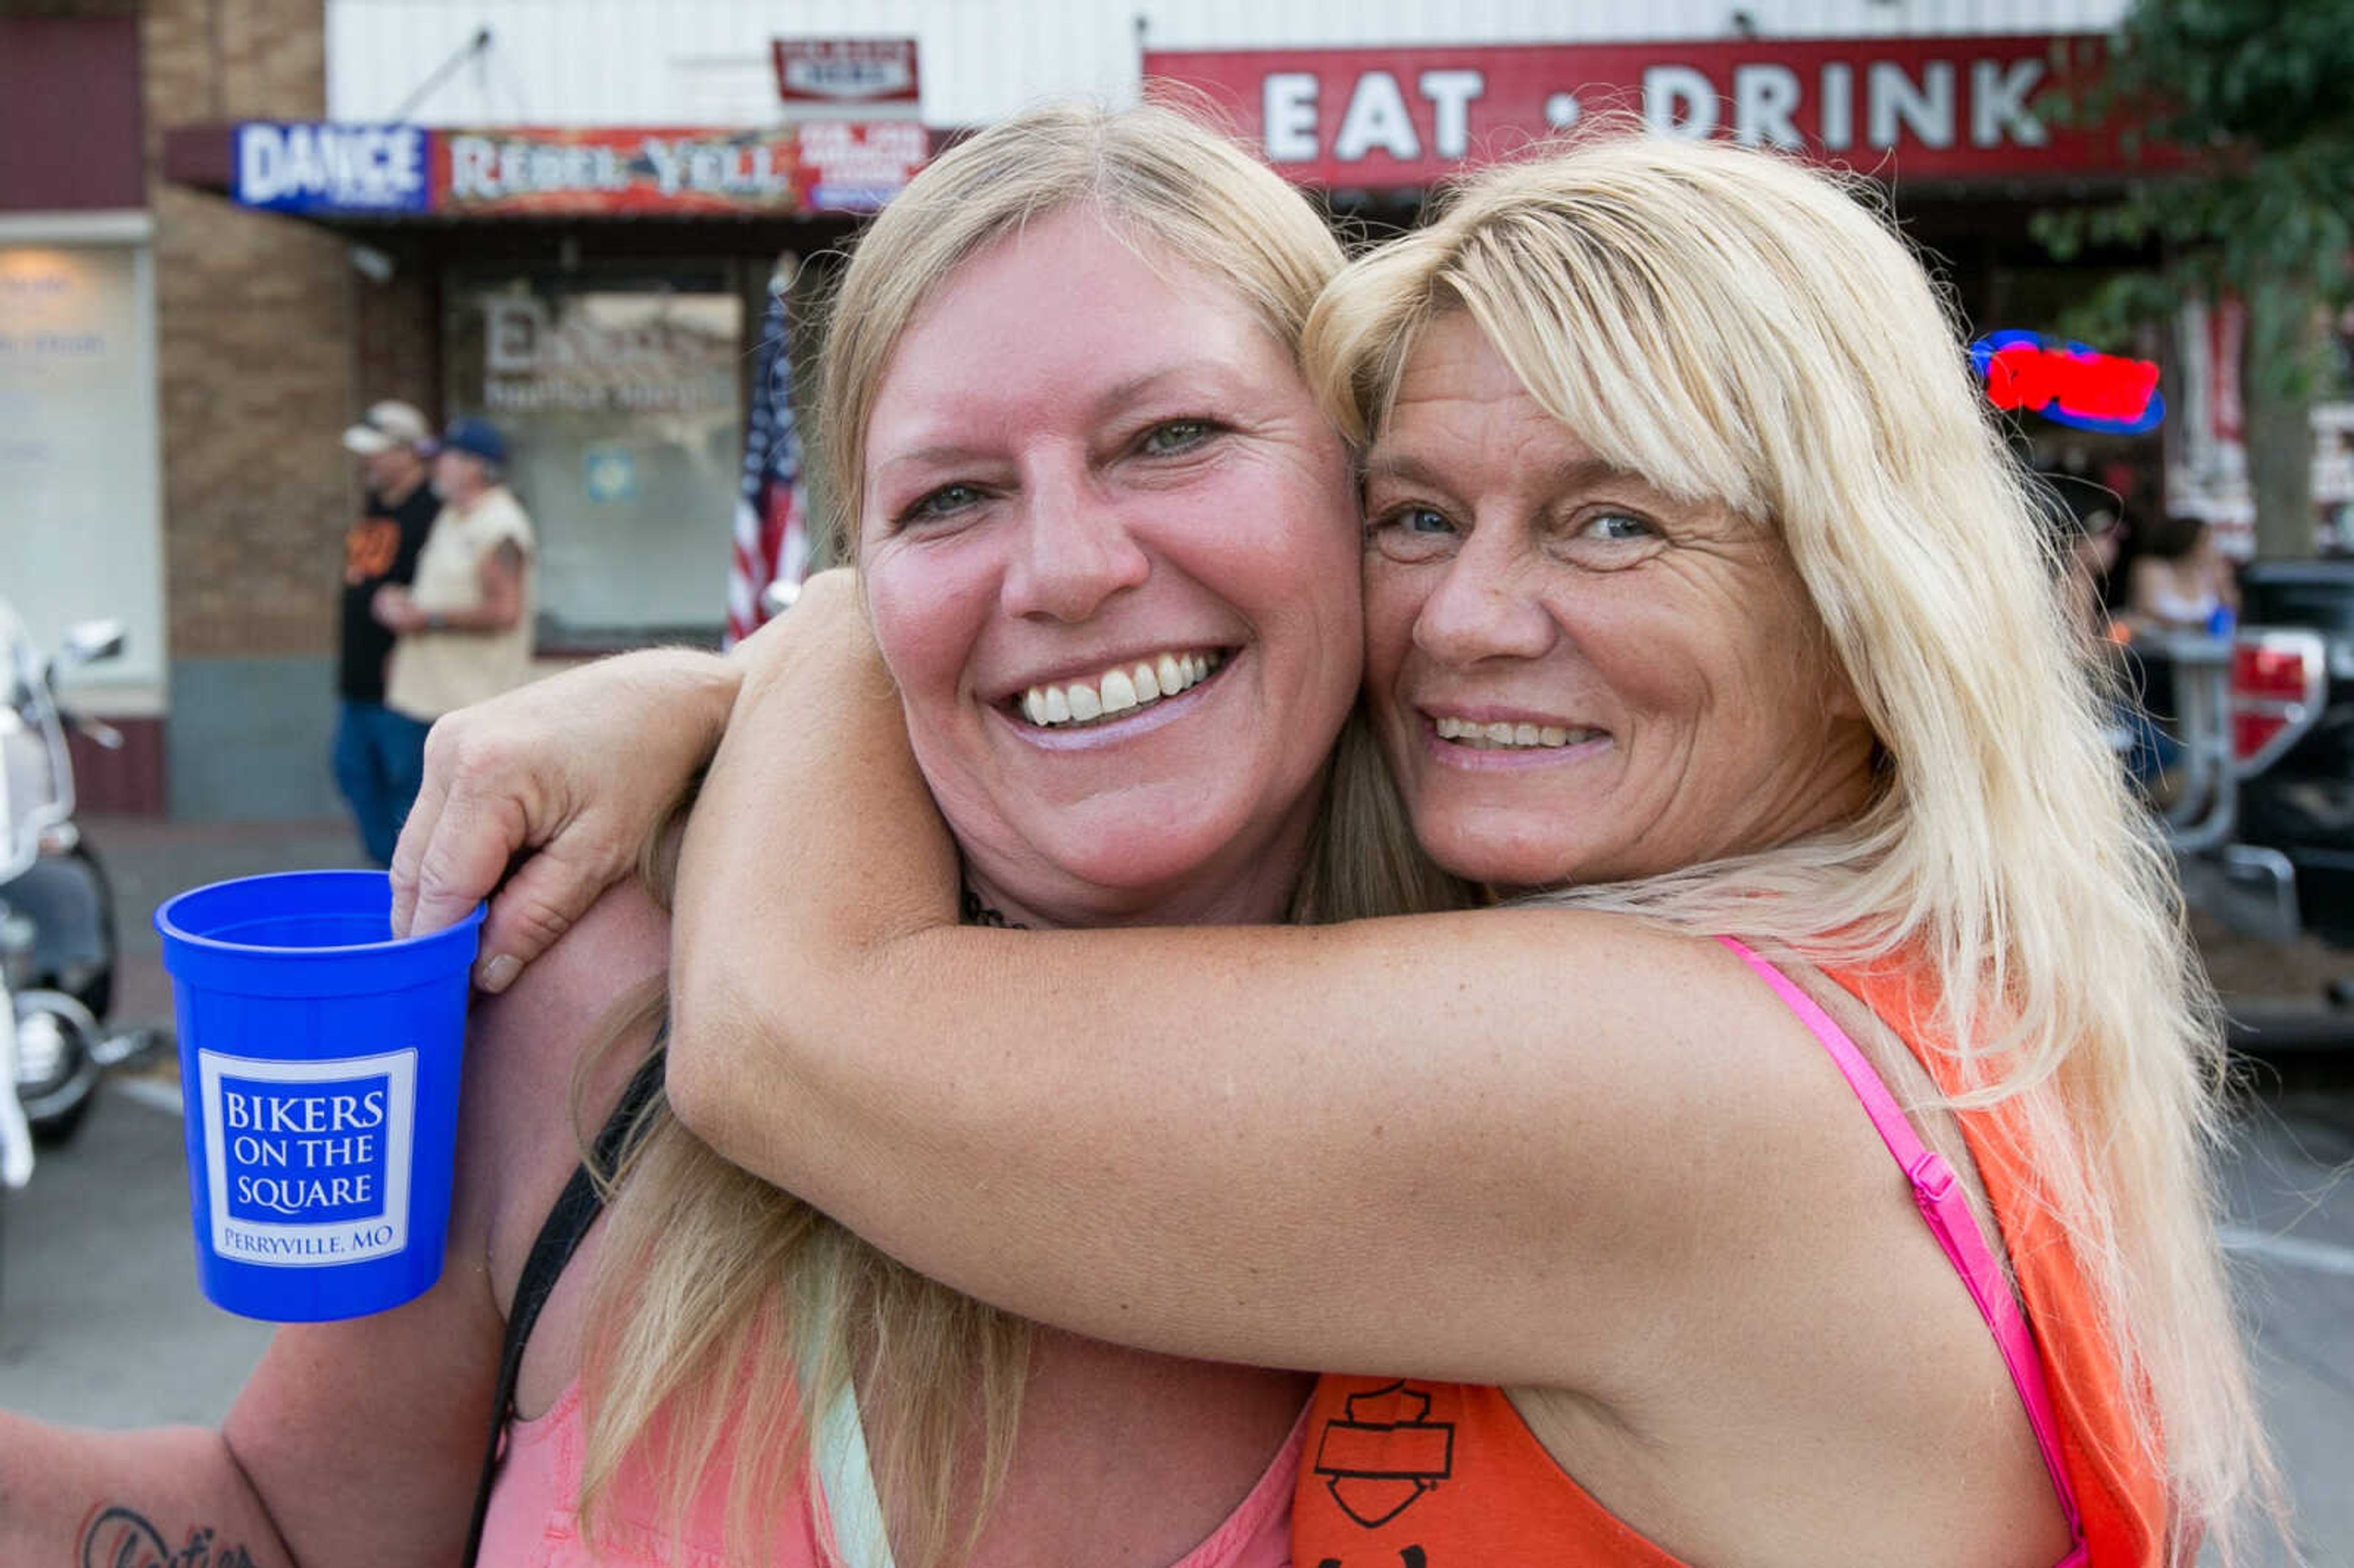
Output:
(1446, 217), (1766, 518)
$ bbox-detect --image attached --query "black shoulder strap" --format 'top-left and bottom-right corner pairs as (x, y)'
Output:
(462, 1046), (668, 1568)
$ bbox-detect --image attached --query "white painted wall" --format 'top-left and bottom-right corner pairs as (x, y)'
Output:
(0, 220), (167, 715)
(328, 0), (2130, 129)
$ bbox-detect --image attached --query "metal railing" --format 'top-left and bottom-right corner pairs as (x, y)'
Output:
(2128, 626), (2238, 854)
(2125, 624), (2330, 945)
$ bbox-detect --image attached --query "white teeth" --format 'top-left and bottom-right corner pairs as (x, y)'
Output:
(1433, 715), (1596, 750)
(1019, 650), (1223, 729)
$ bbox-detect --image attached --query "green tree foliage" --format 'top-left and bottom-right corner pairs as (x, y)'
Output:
(2035, 0), (2354, 347)
(2036, 0), (2354, 554)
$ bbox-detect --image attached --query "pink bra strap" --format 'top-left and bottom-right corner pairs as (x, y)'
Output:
(1715, 937), (2087, 1557)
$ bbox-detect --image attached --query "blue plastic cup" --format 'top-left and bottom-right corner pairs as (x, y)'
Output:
(154, 870), (484, 1322)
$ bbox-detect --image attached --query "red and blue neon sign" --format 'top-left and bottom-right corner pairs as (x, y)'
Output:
(1970, 332), (2164, 435)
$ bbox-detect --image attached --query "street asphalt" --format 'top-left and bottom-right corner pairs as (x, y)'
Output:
(1, 813), (2348, 1565)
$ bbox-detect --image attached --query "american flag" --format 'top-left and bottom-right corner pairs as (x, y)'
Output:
(725, 277), (809, 647)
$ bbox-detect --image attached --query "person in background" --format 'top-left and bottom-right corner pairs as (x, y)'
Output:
(2126, 511), (2239, 634)
(371, 414), (536, 839)
(2114, 512), (2240, 793)
(333, 400), (440, 865)
(2042, 485), (2177, 787)
(2066, 519), (2125, 647)
(2031, 471), (2124, 651)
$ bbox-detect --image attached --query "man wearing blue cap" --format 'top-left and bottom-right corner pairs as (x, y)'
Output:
(371, 416), (536, 836)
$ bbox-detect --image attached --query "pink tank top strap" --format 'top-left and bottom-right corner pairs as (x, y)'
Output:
(1715, 936), (2089, 1564)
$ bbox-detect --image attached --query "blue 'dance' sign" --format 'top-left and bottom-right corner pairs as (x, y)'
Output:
(234, 122), (430, 215)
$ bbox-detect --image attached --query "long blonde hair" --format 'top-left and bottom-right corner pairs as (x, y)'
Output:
(574, 99), (1435, 1568)
(1303, 132), (2274, 1557)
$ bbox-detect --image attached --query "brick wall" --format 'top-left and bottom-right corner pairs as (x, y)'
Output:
(145, 0), (354, 664)
(351, 250), (441, 428)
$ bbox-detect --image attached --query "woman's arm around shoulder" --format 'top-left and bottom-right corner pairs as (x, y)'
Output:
(667, 582), (1921, 1401)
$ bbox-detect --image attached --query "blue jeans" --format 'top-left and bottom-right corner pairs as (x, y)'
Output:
(2106, 697), (2181, 786)
(333, 700), (433, 866)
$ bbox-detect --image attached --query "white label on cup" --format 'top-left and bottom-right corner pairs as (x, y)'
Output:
(196, 1048), (417, 1268)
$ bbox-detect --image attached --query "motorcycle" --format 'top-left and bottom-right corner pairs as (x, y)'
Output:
(0, 595), (154, 1194)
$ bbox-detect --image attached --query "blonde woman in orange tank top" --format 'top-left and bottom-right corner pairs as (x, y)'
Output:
(398, 138), (2279, 1567)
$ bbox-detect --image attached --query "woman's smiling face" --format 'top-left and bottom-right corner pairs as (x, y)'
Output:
(858, 207), (1363, 926)
(1360, 312), (1881, 890)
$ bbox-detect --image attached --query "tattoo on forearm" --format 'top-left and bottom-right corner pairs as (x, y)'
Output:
(77, 1507), (261, 1568)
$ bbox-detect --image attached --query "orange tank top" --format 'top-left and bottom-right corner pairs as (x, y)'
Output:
(1291, 953), (2170, 1567)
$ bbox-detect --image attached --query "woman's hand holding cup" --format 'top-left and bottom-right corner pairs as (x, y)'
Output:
(389, 643), (747, 992)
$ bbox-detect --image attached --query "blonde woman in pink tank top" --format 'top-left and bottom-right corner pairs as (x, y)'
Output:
(0, 103), (1442, 1568)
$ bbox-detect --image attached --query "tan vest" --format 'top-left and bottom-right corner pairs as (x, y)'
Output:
(385, 485), (536, 721)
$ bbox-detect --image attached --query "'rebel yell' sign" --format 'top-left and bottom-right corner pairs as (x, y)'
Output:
(197, 1049), (417, 1266)
(234, 122), (430, 215)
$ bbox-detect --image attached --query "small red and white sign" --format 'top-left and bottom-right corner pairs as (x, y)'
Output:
(1146, 35), (2130, 188)
(774, 39), (921, 118)
(798, 120), (929, 211)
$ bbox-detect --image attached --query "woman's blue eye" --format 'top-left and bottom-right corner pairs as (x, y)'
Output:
(1365, 504), (1457, 562)
(1140, 419), (1217, 455)
(1398, 506), (1453, 535)
(1583, 511), (1655, 542)
(901, 483), (985, 524)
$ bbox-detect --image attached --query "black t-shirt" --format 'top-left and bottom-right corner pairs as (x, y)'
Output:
(337, 482), (441, 703)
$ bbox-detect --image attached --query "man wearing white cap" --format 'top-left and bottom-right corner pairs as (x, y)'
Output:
(334, 400), (441, 864)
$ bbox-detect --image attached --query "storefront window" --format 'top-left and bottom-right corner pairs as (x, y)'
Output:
(0, 243), (166, 702)
(444, 263), (744, 647)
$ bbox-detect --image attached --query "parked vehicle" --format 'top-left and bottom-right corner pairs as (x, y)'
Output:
(2226, 559), (2354, 946)
(0, 596), (154, 1168)
(2117, 617), (2326, 948)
